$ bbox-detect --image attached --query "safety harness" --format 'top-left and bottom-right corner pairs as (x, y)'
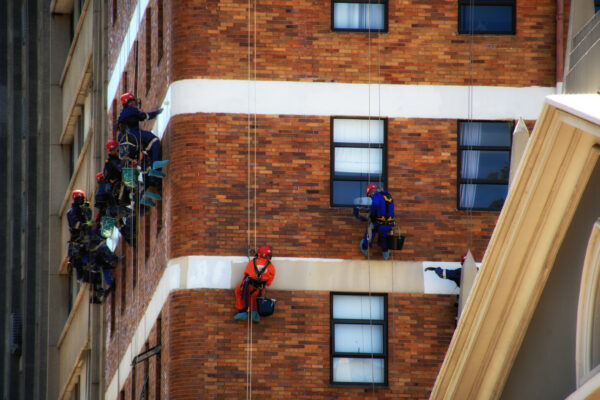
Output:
(241, 259), (271, 302)
(374, 192), (395, 226)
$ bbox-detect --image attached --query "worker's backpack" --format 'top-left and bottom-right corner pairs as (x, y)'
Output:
(373, 191), (395, 225)
(117, 126), (140, 162)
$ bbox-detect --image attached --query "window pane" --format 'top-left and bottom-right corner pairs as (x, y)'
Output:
(459, 121), (512, 147)
(333, 119), (384, 144)
(335, 148), (382, 176)
(335, 324), (383, 353)
(333, 180), (383, 206)
(333, 294), (384, 320)
(333, 357), (384, 383)
(333, 3), (385, 30)
(459, 5), (513, 33)
(460, 150), (509, 181)
(459, 183), (507, 210)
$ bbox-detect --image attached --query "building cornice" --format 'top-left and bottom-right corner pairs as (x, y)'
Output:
(431, 95), (600, 399)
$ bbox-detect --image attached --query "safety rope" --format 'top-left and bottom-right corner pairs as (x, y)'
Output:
(366, 1), (376, 392)
(466, 0), (474, 252)
(245, 0), (258, 398)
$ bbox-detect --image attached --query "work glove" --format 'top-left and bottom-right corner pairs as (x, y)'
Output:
(353, 207), (368, 222)
(425, 267), (444, 278)
(156, 107), (164, 115)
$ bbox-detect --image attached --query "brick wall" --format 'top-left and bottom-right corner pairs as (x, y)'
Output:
(165, 113), (500, 262)
(171, 0), (559, 86)
(156, 289), (455, 399)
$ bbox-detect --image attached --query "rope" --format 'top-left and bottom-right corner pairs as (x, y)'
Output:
(366, 1), (376, 392)
(466, 0), (474, 252)
(245, 0), (258, 398)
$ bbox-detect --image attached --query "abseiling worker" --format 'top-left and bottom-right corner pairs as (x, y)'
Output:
(357, 183), (395, 260)
(234, 245), (276, 323)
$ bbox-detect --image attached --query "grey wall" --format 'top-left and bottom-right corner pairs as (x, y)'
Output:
(500, 160), (600, 399)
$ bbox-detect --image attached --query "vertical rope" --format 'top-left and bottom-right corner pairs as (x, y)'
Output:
(247, 0), (252, 258)
(467, 0), (474, 252)
(253, 0), (258, 252)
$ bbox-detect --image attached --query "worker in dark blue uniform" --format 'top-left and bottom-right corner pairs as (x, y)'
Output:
(67, 190), (93, 282)
(117, 93), (168, 207)
(355, 183), (395, 260)
(117, 93), (167, 172)
(425, 253), (467, 287)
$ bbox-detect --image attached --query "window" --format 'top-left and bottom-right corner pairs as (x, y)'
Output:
(157, 0), (164, 62)
(331, 118), (387, 207)
(458, 0), (515, 34)
(112, 0), (118, 25)
(145, 9), (152, 94)
(155, 316), (162, 399)
(332, 0), (388, 32)
(458, 121), (512, 211)
(330, 293), (387, 385)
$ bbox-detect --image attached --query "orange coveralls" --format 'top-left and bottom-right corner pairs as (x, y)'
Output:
(234, 257), (276, 311)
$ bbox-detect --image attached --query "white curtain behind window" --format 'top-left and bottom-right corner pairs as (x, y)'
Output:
(335, 148), (382, 175)
(333, 3), (385, 30)
(333, 119), (384, 144)
(333, 358), (384, 383)
(460, 123), (483, 208)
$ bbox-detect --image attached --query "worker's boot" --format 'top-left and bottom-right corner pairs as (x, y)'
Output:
(153, 160), (170, 169)
(382, 250), (390, 260)
(234, 311), (248, 321)
(251, 311), (260, 323)
(143, 190), (162, 201)
(360, 239), (368, 256)
(140, 197), (155, 207)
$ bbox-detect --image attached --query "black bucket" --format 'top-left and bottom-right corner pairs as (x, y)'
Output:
(256, 297), (277, 317)
(387, 234), (405, 251)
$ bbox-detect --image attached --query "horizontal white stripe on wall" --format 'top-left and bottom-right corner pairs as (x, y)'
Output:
(151, 79), (555, 139)
(104, 255), (462, 399)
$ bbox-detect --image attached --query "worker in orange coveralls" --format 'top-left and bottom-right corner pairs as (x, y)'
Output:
(234, 245), (276, 323)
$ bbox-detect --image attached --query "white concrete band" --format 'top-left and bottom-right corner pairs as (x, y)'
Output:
(104, 255), (461, 400)
(150, 79), (555, 139)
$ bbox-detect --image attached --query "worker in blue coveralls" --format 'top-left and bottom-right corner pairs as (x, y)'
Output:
(117, 93), (169, 206)
(355, 183), (395, 260)
(117, 93), (164, 169)
(425, 253), (467, 287)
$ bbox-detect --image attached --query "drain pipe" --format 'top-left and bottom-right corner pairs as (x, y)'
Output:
(556, 0), (564, 93)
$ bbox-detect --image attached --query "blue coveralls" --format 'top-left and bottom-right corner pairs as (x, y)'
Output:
(117, 105), (161, 163)
(362, 190), (395, 252)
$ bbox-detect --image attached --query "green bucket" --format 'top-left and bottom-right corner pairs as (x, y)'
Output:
(122, 167), (139, 188)
(101, 217), (116, 238)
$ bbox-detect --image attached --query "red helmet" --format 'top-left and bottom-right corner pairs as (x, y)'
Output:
(106, 140), (119, 151)
(96, 172), (104, 183)
(366, 183), (379, 197)
(257, 245), (272, 260)
(120, 92), (136, 105)
(72, 190), (86, 200)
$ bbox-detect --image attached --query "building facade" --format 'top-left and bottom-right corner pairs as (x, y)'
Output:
(99, 0), (565, 399)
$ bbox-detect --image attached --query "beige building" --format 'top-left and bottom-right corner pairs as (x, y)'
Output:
(48, 1), (108, 399)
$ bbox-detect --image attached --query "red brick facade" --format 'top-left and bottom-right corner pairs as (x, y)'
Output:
(104, 0), (563, 397)
(109, 290), (456, 399)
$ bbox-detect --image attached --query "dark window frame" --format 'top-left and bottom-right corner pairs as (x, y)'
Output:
(331, 0), (389, 33)
(458, 0), (516, 35)
(329, 292), (388, 387)
(457, 120), (513, 211)
(330, 117), (388, 207)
